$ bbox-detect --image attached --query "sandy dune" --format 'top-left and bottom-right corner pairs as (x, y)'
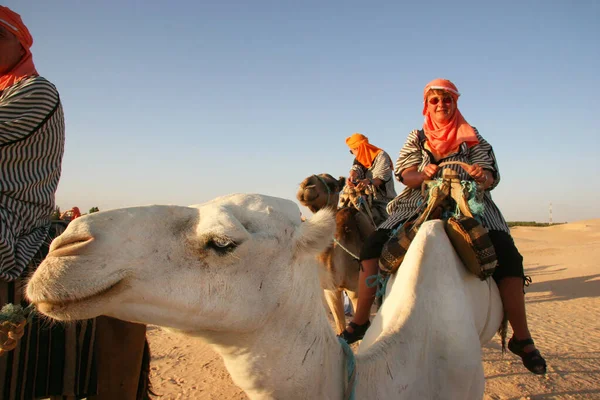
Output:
(147, 219), (600, 399)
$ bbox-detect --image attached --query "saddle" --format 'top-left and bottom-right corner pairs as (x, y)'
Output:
(379, 166), (497, 280)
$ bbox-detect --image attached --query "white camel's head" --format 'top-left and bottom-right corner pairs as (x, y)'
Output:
(27, 194), (335, 334)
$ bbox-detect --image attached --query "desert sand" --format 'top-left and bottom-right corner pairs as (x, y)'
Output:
(146, 219), (600, 399)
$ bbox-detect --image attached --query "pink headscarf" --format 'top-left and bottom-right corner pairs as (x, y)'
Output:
(422, 78), (479, 156)
(0, 6), (37, 91)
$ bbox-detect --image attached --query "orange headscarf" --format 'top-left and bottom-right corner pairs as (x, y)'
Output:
(345, 133), (382, 169)
(0, 6), (37, 92)
(422, 78), (479, 157)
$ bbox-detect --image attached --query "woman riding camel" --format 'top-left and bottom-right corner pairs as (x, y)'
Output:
(345, 133), (397, 225)
(340, 78), (547, 375)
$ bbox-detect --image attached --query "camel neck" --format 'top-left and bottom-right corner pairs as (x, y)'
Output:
(208, 265), (347, 399)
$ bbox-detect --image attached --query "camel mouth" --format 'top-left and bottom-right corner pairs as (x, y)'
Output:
(49, 236), (94, 257)
(34, 278), (123, 317)
(297, 189), (320, 206)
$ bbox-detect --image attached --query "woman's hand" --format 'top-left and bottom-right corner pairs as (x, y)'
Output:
(401, 164), (439, 189)
(422, 164), (440, 180)
(464, 163), (493, 189)
(348, 170), (359, 187)
(355, 178), (371, 190)
(464, 163), (486, 183)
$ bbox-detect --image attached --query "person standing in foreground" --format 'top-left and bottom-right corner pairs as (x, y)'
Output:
(340, 78), (547, 375)
(345, 133), (397, 225)
(0, 6), (98, 398)
(0, 6), (63, 282)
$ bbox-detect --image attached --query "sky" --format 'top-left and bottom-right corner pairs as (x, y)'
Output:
(6, 0), (599, 223)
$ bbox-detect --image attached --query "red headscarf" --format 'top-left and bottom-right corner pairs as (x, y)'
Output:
(0, 6), (37, 91)
(422, 78), (479, 156)
(71, 207), (81, 219)
(345, 133), (382, 169)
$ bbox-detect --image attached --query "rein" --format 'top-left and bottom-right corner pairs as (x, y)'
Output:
(354, 195), (377, 229)
(314, 174), (335, 207)
(337, 337), (357, 400)
(332, 238), (360, 262)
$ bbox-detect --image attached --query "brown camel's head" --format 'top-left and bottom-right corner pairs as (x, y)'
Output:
(297, 174), (345, 213)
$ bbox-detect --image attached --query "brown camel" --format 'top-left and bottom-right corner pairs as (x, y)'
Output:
(297, 174), (375, 334)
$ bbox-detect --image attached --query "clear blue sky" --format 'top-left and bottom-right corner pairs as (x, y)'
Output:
(7, 0), (599, 222)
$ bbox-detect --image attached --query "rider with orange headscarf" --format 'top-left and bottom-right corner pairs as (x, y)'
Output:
(345, 133), (397, 225)
(0, 6), (65, 282)
(0, 7), (96, 400)
(340, 79), (546, 376)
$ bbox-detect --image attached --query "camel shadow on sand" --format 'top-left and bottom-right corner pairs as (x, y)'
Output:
(483, 347), (600, 399)
(519, 265), (600, 303)
(505, 389), (600, 399)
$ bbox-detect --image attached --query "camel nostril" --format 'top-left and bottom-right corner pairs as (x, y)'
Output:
(49, 236), (94, 257)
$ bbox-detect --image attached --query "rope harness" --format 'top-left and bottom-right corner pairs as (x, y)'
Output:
(314, 174), (335, 208)
(332, 238), (361, 262)
(337, 337), (357, 400)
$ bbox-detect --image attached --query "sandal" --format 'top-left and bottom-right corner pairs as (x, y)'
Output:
(508, 337), (547, 375)
(339, 321), (371, 345)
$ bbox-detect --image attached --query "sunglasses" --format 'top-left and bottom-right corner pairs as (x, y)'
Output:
(428, 96), (453, 105)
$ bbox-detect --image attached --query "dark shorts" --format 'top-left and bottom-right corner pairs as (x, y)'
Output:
(359, 228), (394, 261)
(488, 230), (525, 283)
(360, 225), (525, 283)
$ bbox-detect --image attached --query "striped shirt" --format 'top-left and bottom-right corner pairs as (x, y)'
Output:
(380, 128), (510, 233)
(0, 76), (65, 281)
(350, 150), (398, 206)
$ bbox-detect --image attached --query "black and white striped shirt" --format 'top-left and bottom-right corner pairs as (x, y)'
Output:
(0, 76), (65, 281)
(380, 128), (510, 233)
(350, 150), (398, 206)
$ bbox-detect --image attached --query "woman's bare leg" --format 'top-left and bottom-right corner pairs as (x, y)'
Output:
(346, 258), (378, 331)
(498, 277), (536, 352)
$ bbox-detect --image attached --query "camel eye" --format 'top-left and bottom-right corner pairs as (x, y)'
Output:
(207, 236), (237, 254)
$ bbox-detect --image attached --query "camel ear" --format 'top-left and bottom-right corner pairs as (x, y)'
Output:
(338, 176), (346, 190)
(292, 208), (335, 258)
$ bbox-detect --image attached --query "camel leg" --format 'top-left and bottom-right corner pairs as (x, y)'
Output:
(346, 290), (359, 317)
(89, 316), (147, 400)
(323, 289), (346, 335)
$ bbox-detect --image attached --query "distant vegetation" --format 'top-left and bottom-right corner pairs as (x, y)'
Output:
(50, 206), (100, 221)
(50, 206), (61, 221)
(507, 221), (567, 227)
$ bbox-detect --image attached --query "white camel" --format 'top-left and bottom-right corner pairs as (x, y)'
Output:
(26, 193), (503, 399)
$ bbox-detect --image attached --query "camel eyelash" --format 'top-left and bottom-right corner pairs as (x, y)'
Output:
(206, 236), (238, 255)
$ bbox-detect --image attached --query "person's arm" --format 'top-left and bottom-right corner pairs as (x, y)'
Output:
(467, 129), (500, 191)
(358, 152), (391, 189)
(394, 130), (425, 185)
(0, 77), (59, 145)
(400, 164), (441, 189)
(348, 160), (365, 187)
